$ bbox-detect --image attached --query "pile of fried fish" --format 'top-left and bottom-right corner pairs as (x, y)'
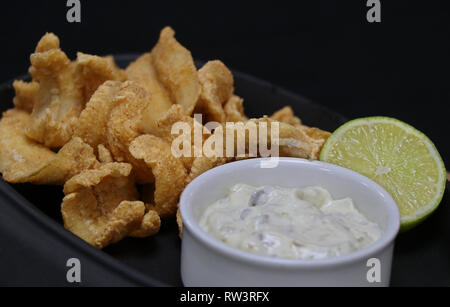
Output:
(0, 27), (330, 249)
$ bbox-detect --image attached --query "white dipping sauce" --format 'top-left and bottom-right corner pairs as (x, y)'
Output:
(199, 184), (382, 260)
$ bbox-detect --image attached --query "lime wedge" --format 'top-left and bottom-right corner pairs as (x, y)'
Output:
(320, 117), (446, 231)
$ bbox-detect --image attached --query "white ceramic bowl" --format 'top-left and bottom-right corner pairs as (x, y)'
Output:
(180, 158), (400, 287)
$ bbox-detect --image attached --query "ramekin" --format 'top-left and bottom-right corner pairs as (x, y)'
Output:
(180, 158), (400, 287)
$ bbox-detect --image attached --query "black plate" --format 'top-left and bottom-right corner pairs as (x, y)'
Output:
(0, 55), (448, 287)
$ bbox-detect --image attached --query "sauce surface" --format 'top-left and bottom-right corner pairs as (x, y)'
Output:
(199, 184), (382, 260)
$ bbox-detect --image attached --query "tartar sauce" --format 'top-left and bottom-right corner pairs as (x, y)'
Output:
(199, 184), (382, 260)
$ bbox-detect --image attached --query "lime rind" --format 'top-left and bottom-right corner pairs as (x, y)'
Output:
(320, 117), (446, 232)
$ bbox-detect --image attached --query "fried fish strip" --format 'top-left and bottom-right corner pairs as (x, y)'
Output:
(129, 135), (187, 218)
(0, 109), (55, 183)
(106, 81), (154, 183)
(21, 33), (127, 148)
(0, 109), (98, 185)
(186, 155), (227, 185)
(253, 117), (322, 159)
(26, 33), (84, 148)
(23, 137), (100, 185)
(130, 209), (161, 238)
(271, 106), (302, 127)
(299, 126), (331, 143)
(126, 53), (173, 134)
(13, 80), (39, 113)
(75, 52), (126, 102)
(224, 95), (248, 122)
(271, 106), (331, 155)
(97, 144), (114, 163)
(151, 27), (200, 115)
(62, 163), (158, 249)
(74, 81), (122, 150)
(186, 117), (323, 183)
(75, 81), (155, 183)
(194, 60), (234, 123)
(154, 105), (208, 170)
(128, 27), (201, 135)
(176, 208), (183, 238)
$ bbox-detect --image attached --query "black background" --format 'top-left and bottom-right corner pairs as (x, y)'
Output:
(0, 0), (449, 287)
(0, 0), (448, 166)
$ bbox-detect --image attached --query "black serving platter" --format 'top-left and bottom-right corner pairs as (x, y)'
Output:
(0, 55), (448, 287)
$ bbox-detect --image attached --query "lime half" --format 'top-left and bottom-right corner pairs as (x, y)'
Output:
(320, 117), (446, 231)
